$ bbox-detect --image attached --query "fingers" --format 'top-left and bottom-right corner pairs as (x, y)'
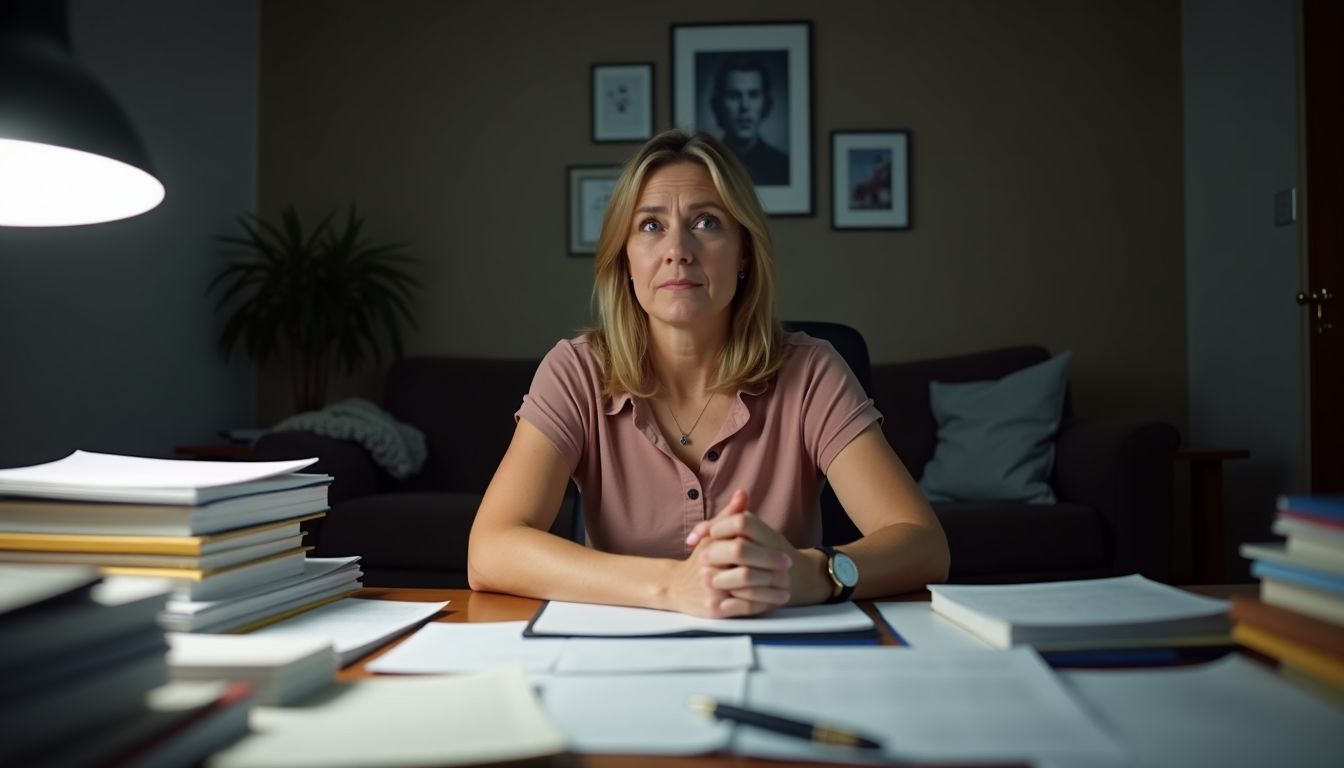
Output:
(685, 488), (750, 547)
(709, 564), (789, 592)
(700, 537), (792, 570)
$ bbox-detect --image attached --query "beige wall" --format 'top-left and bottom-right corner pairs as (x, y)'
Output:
(258, 0), (1186, 430)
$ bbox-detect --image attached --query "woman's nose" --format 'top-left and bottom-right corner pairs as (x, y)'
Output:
(663, 225), (695, 263)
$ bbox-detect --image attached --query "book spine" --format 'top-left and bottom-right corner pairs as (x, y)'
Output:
(1253, 561), (1344, 595)
(1232, 623), (1344, 689)
(1229, 596), (1344, 659)
(1278, 495), (1344, 521)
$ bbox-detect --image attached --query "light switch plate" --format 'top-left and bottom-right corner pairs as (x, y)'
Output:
(1274, 188), (1297, 226)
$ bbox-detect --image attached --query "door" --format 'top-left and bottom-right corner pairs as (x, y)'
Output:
(1301, 0), (1343, 492)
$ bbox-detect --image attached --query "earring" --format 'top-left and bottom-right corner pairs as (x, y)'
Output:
(738, 269), (746, 280)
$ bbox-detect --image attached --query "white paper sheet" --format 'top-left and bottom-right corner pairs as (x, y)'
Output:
(555, 636), (754, 674)
(874, 601), (997, 650)
(248, 597), (448, 665)
(755, 645), (907, 672)
(1060, 655), (1344, 768)
(735, 648), (1126, 766)
(366, 621), (564, 674)
(528, 600), (873, 637)
(541, 671), (746, 754)
(208, 666), (566, 768)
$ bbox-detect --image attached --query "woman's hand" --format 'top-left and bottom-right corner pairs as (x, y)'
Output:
(678, 489), (796, 615)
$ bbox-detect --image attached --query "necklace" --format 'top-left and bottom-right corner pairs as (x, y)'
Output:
(664, 393), (714, 446)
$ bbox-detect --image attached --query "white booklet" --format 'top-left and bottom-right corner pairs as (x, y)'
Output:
(208, 666), (566, 768)
(525, 600), (876, 639)
(928, 574), (1231, 650)
(0, 450), (327, 505)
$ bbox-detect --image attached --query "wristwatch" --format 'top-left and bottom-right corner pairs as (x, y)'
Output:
(814, 545), (858, 603)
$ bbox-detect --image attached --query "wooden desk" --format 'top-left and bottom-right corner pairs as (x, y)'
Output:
(339, 588), (1005, 768)
(1177, 446), (1251, 583)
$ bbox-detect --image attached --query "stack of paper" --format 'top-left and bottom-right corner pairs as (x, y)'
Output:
(0, 564), (176, 764)
(928, 574), (1231, 650)
(168, 633), (337, 705)
(163, 556), (364, 633)
(0, 451), (352, 632)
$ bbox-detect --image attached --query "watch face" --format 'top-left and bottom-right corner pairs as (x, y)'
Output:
(833, 552), (859, 587)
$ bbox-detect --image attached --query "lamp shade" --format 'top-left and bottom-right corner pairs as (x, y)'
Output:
(0, 0), (164, 226)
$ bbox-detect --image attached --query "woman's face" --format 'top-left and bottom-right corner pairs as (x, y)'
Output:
(625, 162), (746, 331)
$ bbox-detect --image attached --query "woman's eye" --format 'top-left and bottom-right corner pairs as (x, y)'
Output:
(638, 218), (660, 232)
(693, 216), (719, 230)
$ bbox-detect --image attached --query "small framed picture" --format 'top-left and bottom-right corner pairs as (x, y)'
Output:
(567, 166), (621, 256)
(592, 63), (653, 143)
(831, 130), (911, 230)
(672, 22), (813, 216)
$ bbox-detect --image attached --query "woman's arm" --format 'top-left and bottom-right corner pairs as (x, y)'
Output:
(690, 423), (950, 603)
(815, 423), (950, 598)
(467, 419), (790, 616)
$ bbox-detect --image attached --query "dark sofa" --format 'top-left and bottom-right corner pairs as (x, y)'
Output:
(255, 330), (1179, 588)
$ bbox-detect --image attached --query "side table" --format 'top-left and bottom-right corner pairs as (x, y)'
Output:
(1177, 446), (1251, 584)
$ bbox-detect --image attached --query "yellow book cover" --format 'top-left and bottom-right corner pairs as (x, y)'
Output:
(99, 546), (312, 581)
(0, 513), (323, 555)
(1234, 622), (1344, 689)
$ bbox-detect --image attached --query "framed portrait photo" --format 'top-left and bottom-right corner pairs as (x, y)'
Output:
(671, 21), (813, 216)
(831, 130), (911, 230)
(567, 165), (621, 256)
(592, 63), (653, 143)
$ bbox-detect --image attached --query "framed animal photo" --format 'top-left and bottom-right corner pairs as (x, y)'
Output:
(567, 165), (621, 256)
(592, 63), (653, 143)
(831, 130), (911, 230)
(671, 22), (813, 216)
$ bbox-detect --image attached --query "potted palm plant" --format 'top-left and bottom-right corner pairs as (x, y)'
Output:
(209, 204), (419, 414)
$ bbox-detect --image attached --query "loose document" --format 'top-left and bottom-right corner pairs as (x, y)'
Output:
(1060, 655), (1344, 768)
(526, 599), (874, 638)
(248, 597), (448, 666)
(367, 620), (753, 675)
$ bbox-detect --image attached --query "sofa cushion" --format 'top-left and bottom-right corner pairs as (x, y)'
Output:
(936, 501), (1107, 579)
(871, 346), (1062, 478)
(919, 352), (1072, 504)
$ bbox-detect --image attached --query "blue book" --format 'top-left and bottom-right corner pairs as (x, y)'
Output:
(1277, 495), (1344, 522)
(1252, 560), (1344, 595)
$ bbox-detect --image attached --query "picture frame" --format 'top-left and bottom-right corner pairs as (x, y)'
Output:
(830, 130), (911, 230)
(671, 21), (813, 216)
(567, 165), (621, 256)
(591, 63), (653, 143)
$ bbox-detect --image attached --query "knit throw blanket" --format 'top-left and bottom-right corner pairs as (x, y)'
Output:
(274, 398), (427, 480)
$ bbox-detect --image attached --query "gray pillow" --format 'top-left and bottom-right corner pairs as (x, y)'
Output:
(918, 352), (1072, 504)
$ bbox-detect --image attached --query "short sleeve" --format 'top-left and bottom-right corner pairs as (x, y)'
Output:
(799, 341), (883, 473)
(514, 340), (595, 473)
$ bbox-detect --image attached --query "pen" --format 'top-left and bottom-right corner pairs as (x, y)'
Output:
(688, 695), (884, 750)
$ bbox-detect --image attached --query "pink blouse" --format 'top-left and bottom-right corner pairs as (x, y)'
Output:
(516, 332), (881, 559)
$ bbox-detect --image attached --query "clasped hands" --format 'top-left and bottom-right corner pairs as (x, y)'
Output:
(669, 489), (815, 618)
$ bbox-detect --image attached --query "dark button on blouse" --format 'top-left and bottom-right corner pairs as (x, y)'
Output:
(707, 450), (720, 461)
(687, 488), (700, 500)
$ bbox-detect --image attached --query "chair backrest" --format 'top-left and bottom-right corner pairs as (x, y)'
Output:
(783, 320), (872, 545)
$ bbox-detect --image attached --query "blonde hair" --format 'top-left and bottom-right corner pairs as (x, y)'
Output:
(586, 130), (784, 399)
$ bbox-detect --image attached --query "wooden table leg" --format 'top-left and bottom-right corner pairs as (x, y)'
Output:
(1188, 458), (1226, 583)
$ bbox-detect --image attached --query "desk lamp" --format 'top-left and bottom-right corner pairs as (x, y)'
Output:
(0, 0), (164, 226)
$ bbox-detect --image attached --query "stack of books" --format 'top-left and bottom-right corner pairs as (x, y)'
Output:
(0, 450), (357, 632)
(0, 563), (254, 765)
(1236, 494), (1344, 701)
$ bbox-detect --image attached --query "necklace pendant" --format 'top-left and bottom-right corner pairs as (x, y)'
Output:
(679, 434), (690, 446)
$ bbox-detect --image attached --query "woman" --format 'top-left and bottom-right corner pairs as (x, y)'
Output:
(468, 130), (948, 618)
